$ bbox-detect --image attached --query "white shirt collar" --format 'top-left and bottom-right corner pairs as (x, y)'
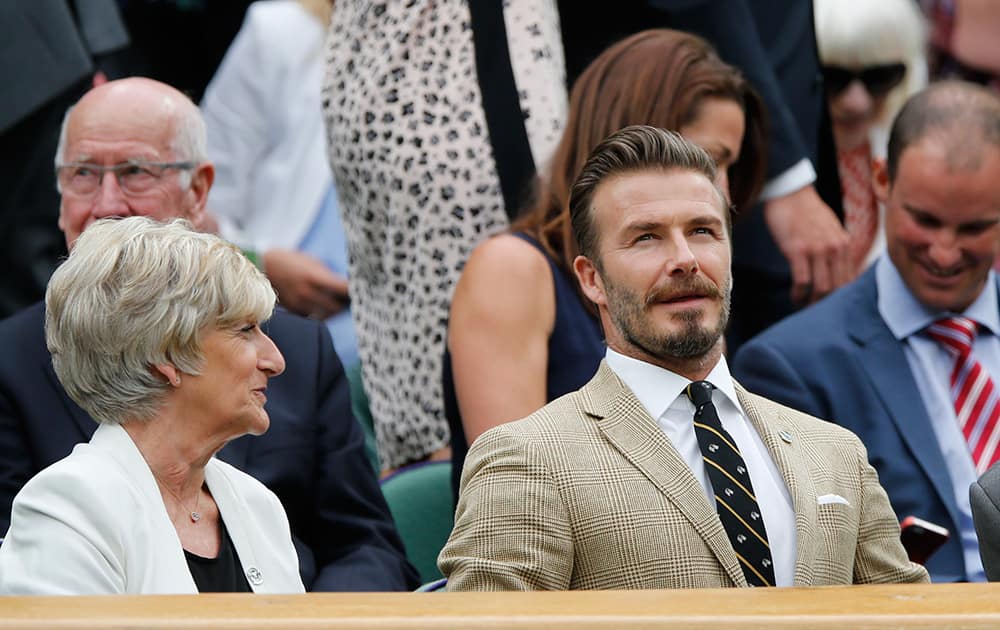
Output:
(605, 347), (740, 418)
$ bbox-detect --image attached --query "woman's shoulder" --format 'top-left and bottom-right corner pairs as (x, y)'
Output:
(456, 233), (555, 307)
(451, 233), (558, 335)
(463, 233), (553, 282)
(12, 441), (138, 526)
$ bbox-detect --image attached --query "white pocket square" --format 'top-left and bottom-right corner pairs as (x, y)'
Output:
(817, 494), (850, 506)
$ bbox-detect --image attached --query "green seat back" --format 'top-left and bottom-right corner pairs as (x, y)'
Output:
(345, 363), (380, 474)
(380, 461), (454, 583)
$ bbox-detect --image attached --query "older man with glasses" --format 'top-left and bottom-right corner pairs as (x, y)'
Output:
(52, 83), (214, 246)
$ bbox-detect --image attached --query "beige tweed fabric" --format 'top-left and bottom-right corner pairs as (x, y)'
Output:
(440, 361), (929, 590)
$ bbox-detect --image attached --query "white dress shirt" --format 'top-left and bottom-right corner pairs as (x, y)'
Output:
(758, 158), (815, 201)
(605, 348), (797, 586)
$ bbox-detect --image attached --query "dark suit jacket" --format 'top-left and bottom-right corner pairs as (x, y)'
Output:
(971, 463), (1000, 581)
(0, 302), (419, 592)
(731, 267), (993, 582)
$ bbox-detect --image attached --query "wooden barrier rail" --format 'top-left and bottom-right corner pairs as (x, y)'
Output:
(0, 583), (997, 629)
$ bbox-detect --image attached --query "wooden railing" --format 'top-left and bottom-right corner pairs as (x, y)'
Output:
(0, 583), (997, 629)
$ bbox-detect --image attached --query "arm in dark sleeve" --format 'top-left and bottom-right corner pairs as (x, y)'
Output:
(648, 0), (811, 178)
(308, 324), (420, 591)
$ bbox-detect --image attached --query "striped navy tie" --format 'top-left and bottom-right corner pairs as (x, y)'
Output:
(686, 380), (775, 587)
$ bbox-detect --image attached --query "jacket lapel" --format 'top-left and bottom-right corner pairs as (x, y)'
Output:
(204, 462), (261, 591)
(849, 273), (963, 532)
(92, 424), (197, 592)
(584, 362), (746, 586)
(737, 385), (818, 586)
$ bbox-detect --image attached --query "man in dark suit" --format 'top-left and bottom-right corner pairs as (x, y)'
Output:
(0, 77), (419, 592)
(558, 0), (850, 352)
(733, 82), (1000, 582)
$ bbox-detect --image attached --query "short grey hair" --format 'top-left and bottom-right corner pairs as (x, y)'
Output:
(569, 125), (728, 262)
(54, 97), (208, 190)
(45, 217), (276, 425)
(887, 80), (1000, 182)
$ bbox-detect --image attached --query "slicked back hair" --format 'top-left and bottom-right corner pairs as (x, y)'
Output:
(569, 125), (727, 263)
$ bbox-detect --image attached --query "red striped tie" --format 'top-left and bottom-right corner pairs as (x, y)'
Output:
(925, 317), (1000, 474)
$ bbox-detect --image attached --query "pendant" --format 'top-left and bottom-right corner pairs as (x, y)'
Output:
(190, 511), (202, 523)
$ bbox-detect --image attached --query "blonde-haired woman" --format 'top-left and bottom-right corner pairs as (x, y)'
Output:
(814, 0), (927, 271)
(0, 217), (303, 594)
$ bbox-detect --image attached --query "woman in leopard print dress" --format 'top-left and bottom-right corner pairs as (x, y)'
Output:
(322, 1), (566, 471)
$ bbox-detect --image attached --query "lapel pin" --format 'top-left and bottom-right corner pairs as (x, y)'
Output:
(246, 566), (263, 586)
(779, 430), (793, 444)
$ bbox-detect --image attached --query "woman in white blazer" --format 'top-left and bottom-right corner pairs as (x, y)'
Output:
(0, 217), (304, 594)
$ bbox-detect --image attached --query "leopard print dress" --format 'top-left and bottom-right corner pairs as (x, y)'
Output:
(322, 1), (566, 469)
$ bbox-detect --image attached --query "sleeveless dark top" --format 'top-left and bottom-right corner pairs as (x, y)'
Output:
(445, 232), (605, 503)
(184, 518), (252, 593)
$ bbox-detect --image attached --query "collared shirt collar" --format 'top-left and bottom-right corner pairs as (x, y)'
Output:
(876, 255), (999, 340)
(605, 347), (740, 419)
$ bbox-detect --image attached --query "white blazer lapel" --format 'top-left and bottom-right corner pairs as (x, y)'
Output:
(92, 424), (198, 592)
(204, 462), (264, 591)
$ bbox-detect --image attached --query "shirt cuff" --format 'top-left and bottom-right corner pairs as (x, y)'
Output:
(759, 159), (817, 201)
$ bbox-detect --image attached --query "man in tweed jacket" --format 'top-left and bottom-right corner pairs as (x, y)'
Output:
(439, 126), (927, 590)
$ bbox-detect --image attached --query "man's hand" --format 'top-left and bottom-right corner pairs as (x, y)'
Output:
(263, 249), (350, 320)
(763, 185), (852, 305)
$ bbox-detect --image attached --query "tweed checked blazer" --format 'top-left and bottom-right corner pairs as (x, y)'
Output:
(440, 362), (928, 590)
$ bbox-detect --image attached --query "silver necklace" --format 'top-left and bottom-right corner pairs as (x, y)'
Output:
(156, 479), (203, 523)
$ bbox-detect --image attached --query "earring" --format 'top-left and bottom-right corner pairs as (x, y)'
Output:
(173, 377), (181, 386)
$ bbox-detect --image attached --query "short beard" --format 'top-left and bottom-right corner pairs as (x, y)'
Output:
(606, 275), (731, 362)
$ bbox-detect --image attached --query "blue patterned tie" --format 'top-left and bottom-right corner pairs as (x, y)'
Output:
(686, 380), (775, 587)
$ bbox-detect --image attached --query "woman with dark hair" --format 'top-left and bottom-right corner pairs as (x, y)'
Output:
(445, 29), (768, 500)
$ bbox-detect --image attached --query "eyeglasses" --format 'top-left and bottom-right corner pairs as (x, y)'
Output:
(55, 160), (197, 197)
(822, 63), (907, 97)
